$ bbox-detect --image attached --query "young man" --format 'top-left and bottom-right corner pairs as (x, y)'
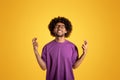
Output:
(32, 16), (88, 80)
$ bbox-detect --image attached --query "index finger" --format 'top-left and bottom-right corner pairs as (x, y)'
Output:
(32, 37), (37, 42)
(84, 40), (88, 45)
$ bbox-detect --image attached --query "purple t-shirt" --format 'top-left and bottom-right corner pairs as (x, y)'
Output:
(41, 40), (78, 80)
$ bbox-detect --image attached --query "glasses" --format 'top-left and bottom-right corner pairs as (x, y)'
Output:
(55, 25), (65, 29)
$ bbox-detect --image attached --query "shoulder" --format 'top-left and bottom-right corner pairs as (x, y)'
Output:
(67, 40), (77, 49)
(43, 40), (55, 48)
(66, 40), (79, 53)
(66, 40), (76, 47)
(66, 40), (78, 49)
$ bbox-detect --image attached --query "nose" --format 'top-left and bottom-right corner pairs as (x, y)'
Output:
(58, 26), (61, 29)
(57, 26), (62, 30)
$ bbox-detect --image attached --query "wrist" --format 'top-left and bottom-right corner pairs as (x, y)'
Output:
(83, 50), (87, 54)
(34, 49), (39, 54)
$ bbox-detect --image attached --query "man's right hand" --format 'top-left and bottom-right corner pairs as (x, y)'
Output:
(32, 38), (38, 50)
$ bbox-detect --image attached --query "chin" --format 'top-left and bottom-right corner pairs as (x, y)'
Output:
(56, 34), (64, 37)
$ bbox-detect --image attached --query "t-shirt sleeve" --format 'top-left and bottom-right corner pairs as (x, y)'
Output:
(41, 46), (47, 64)
(72, 45), (79, 65)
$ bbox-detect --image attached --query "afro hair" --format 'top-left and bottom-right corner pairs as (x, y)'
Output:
(48, 16), (72, 37)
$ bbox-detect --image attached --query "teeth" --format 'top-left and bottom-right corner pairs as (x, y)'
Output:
(58, 31), (62, 32)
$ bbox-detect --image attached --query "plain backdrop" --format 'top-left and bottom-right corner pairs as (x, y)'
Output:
(0, 0), (120, 80)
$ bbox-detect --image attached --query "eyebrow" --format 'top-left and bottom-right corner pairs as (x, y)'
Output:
(56, 24), (65, 26)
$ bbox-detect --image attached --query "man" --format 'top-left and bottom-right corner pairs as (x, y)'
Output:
(32, 16), (88, 80)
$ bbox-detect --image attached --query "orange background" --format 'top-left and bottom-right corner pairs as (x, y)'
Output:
(0, 0), (120, 80)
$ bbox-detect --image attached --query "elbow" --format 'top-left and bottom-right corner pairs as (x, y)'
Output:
(72, 65), (78, 69)
(41, 67), (46, 71)
(41, 65), (46, 70)
(41, 65), (47, 71)
(72, 63), (81, 69)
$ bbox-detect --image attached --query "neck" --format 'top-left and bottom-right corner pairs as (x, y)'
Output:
(55, 36), (66, 43)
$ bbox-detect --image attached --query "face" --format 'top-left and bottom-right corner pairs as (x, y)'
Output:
(53, 22), (67, 37)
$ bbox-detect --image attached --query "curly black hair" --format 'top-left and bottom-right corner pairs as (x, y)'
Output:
(48, 16), (72, 37)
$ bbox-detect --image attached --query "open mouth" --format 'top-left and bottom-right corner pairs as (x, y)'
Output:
(55, 30), (65, 37)
(57, 30), (62, 33)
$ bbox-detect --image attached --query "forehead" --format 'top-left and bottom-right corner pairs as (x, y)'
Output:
(56, 22), (65, 25)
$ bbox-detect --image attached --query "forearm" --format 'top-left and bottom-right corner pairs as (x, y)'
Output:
(73, 51), (86, 69)
(34, 49), (47, 70)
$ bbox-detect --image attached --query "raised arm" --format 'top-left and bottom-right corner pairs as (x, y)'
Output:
(32, 38), (46, 70)
(73, 41), (88, 69)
